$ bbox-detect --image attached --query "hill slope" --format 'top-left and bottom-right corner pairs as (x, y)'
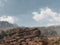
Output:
(0, 21), (18, 30)
(47, 25), (60, 36)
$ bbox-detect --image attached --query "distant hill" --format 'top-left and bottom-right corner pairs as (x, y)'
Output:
(47, 25), (60, 36)
(36, 27), (57, 36)
(0, 21), (18, 30)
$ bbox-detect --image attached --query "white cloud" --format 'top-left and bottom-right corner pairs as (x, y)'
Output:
(32, 7), (60, 26)
(0, 16), (15, 23)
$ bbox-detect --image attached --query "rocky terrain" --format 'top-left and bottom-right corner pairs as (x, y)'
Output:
(0, 21), (60, 45)
(0, 27), (60, 45)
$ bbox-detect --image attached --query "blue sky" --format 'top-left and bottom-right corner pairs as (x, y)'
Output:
(0, 0), (60, 27)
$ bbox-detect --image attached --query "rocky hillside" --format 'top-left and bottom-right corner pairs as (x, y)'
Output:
(0, 21), (59, 37)
(0, 27), (59, 45)
(0, 27), (57, 40)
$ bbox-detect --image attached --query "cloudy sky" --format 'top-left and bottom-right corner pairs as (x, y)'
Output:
(0, 0), (60, 27)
